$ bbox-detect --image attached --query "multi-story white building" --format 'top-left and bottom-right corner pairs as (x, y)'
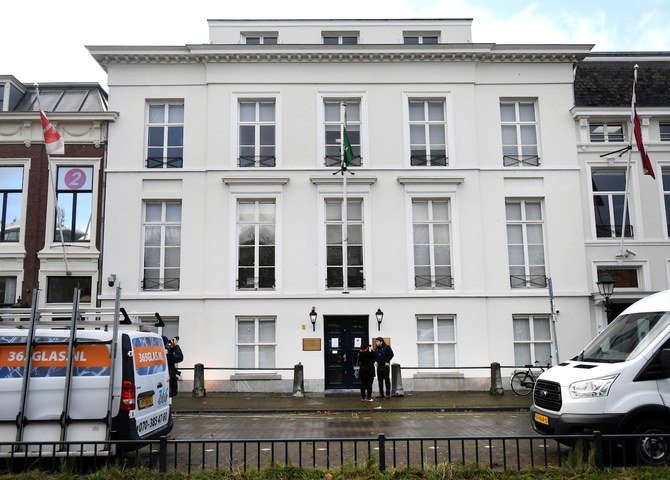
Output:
(88, 19), (604, 393)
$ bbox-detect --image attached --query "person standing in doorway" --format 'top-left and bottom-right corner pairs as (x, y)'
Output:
(164, 336), (184, 397)
(374, 337), (394, 398)
(357, 342), (376, 402)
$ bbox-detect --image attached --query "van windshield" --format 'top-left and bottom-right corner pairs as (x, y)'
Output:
(580, 311), (669, 363)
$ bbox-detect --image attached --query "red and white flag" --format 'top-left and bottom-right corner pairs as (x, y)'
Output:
(631, 68), (655, 179)
(40, 110), (64, 155)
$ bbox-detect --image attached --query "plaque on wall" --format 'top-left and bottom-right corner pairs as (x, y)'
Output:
(302, 338), (321, 351)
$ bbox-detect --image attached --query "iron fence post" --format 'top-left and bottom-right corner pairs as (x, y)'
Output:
(159, 435), (168, 473)
(593, 431), (604, 469)
(378, 434), (386, 472)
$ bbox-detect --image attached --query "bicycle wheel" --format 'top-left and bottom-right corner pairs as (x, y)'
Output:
(511, 372), (533, 396)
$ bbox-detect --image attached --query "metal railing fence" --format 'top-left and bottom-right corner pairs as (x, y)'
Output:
(1, 432), (668, 474)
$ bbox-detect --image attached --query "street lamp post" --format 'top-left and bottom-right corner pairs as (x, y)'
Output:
(596, 272), (615, 323)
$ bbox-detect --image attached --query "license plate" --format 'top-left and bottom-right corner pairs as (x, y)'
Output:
(534, 413), (549, 426)
(139, 396), (154, 409)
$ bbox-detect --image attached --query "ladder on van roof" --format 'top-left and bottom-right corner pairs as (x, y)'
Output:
(0, 285), (144, 451)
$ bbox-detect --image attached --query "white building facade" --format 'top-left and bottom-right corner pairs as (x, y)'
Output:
(89, 19), (600, 392)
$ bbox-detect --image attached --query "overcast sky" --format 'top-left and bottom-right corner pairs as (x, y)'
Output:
(2, 0), (668, 89)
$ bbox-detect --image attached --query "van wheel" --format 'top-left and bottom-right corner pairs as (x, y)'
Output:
(629, 420), (670, 466)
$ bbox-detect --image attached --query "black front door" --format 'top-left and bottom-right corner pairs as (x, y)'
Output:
(324, 315), (369, 389)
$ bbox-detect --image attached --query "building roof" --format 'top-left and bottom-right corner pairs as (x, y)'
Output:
(574, 55), (670, 107)
(12, 83), (108, 113)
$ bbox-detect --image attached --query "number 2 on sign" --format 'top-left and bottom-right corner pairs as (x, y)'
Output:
(63, 168), (87, 190)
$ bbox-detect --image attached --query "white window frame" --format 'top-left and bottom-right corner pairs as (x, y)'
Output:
(416, 314), (456, 367)
(0, 276), (17, 306)
(403, 32), (440, 44)
(0, 161), (29, 245)
(589, 121), (625, 143)
(322, 32), (359, 45)
(590, 168), (633, 239)
(225, 180), (285, 294)
(141, 200), (181, 292)
(662, 166), (670, 239)
(241, 32), (278, 45)
(316, 92), (368, 169)
(407, 98), (448, 167)
(402, 92), (454, 168)
(500, 99), (540, 167)
(660, 122), (670, 142)
(231, 93), (281, 168)
(144, 100), (184, 168)
(47, 158), (99, 248)
(505, 199), (547, 289)
(236, 99), (277, 168)
(324, 197), (365, 291)
(236, 199), (276, 291)
(512, 314), (552, 366)
(236, 316), (276, 369)
(411, 198), (453, 290)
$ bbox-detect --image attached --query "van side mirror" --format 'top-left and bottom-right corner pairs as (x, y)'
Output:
(661, 349), (670, 370)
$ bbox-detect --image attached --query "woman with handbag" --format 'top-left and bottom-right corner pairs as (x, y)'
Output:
(357, 342), (376, 402)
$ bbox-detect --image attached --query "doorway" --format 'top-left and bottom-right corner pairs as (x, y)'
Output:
(324, 315), (369, 389)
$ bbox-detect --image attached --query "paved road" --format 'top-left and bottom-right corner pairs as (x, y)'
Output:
(172, 411), (536, 439)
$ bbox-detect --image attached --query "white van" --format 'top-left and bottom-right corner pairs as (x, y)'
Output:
(0, 328), (173, 456)
(530, 289), (670, 465)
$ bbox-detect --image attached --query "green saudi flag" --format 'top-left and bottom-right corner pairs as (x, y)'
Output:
(342, 127), (354, 166)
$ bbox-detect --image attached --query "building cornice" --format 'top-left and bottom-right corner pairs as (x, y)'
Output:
(572, 107), (670, 118)
(88, 43), (592, 67)
(0, 112), (119, 122)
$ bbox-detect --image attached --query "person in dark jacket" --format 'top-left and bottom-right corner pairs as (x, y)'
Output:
(357, 342), (376, 402)
(374, 337), (394, 398)
(163, 336), (183, 397)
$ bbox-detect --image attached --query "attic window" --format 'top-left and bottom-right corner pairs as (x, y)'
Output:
(403, 33), (439, 45)
(243, 33), (278, 45)
(322, 32), (358, 45)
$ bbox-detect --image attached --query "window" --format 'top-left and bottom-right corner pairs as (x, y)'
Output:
(506, 200), (546, 288)
(0, 166), (23, 242)
(592, 170), (633, 238)
(403, 34), (439, 44)
(54, 166), (93, 242)
(237, 200), (275, 290)
(236, 317), (275, 368)
(412, 199), (452, 289)
(661, 123), (670, 141)
(416, 315), (456, 367)
(47, 276), (92, 303)
(500, 100), (539, 166)
(513, 315), (552, 366)
(143, 201), (181, 291)
(597, 268), (639, 288)
(324, 100), (361, 167)
(244, 34), (277, 45)
(589, 122), (624, 142)
(325, 198), (364, 290)
(0, 277), (17, 306)
(146, 102), (183, 168)
(323, 34), (358, 45)
(238, 100), (276, 167)
(409, 99), (447, 166)
(664, 167), (670, 236)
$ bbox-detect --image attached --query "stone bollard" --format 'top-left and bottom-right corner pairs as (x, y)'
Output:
(489, 362), (504, 396)
(292, 363), (305, 397)
(192, 363), (206, 397)
(391, 363), (404, 397)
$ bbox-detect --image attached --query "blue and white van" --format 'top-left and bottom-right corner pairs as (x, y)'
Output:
(0, 328), (173, 456)
(530, 289), (670, 464)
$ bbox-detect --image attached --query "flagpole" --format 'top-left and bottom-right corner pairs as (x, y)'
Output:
(341, 102), (349, 294)
(617, 65), (638, 258)
(35, 84), (71, 275)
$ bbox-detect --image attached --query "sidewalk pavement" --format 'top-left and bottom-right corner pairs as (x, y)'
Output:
(172, 391), (533, 414)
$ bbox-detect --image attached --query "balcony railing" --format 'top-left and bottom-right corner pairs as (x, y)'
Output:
(410, 154), (447, 167)
(510, 274), (547, 288)
(142, 277), (180, 291)
(415, 275), (454, 289)
(146, 157), (183, 168)
(324, 155), (362, 167)
(238, 155), (276, 167)
(595, 224), (634, 238)
(236, 277), (276, 291)
(503, 155), (540, 167)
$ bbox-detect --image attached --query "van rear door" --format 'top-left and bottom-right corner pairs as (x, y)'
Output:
(126, 333), (171, 438)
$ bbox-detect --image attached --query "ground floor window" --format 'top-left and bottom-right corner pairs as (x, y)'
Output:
(46, 276), (92, 303)
(0, 276), (16, 306)
(513, 314), (551, 366)
(416, 315), (456, 367)
(236, 316), (276, 368)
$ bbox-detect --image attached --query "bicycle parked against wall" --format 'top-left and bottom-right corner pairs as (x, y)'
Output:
(510, 360), (551, 396)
